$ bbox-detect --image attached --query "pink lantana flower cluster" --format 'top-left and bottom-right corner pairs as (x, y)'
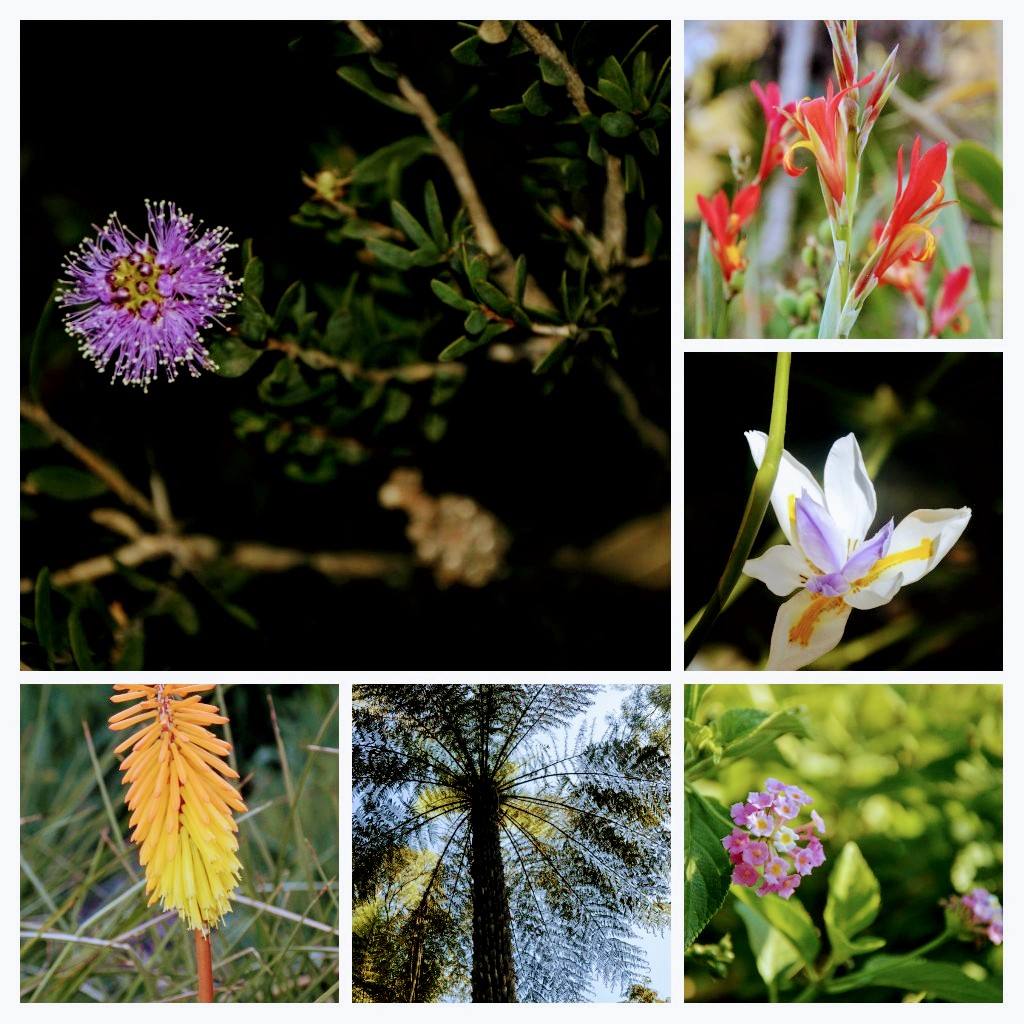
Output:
(721, 778), (826, 900)
(947, 888), (1003, 946)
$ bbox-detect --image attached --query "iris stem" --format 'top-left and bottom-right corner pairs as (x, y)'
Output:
(195, 929), (214, 1003)
(684, 352), (791, 666)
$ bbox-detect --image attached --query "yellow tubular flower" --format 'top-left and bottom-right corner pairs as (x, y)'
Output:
(109, 684), (247, 933)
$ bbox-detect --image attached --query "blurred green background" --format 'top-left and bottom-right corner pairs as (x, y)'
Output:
(685, 683), (1002, 1002)
(20, 683), (339, 1002)
(683, 20), (1002, 338)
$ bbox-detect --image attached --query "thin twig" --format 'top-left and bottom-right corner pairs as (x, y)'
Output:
(20, 399), (157, 522)
(264, 337), (466, 382)
(516, 21), (626, 267)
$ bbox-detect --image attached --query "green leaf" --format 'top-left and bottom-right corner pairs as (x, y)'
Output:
(472, 279), (515, 317)
(522, 79), (551, 117)
(513, 255), (527, 306)
(597, 77), (633, 112)
(817, 259), (842, 339)
(684, 790), (733, 947)
(684, 684), (712, 722)
(935, 165), (991, 338)
(953, 141), (1002, 216)
(644, 206), (663, 257)
(114, 622), (145, 670)
(336, 66), (414, 114)
(272, 281), (306, 332)
(601, 111), (636, 138)
(243, 256), (265, 300)
(631, 50), (653, 107)
(599, 55), (631, 104)
(719, 707), (808, 763)
(258, 358), (326, 407)
(423, 181), (448, 250)
(237, 294), (270, 343)
(478, 20), (512, 44)
(21, 421), (53, 450)
(464, 307), (489, 334)
(716, 708), (770, 744)
(390, 200), (434, 250)
(27, 466), (107, 500)
(208, 336), (263, 378)
(735, 902), (800, 986)
(439, 321), (512, 361)
(451, 35), (484, 66)
(30, 287), (58, 404)
(696, 221), (727, 337)
(538, 56), (566, 86)
(34, 568), (54, 656)
(490, 104), (525, 125)
(824, 841), (884, 963)
(829, 956), (1001, 1002)
(365, 238), (416, 271)
(639, 128), (659, 156)
(352, 136), (435, 184)
(68, 604), (99, 670)
(732, 885), (821, 969)
(430, 278), (477, 312)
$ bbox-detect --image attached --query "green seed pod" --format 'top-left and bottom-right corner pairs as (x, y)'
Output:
(789, 324), (816, 339)
(797, 290), (819, 320)
(796, 276), (818, 293)
(775, 290), (799, 317)
(817, 218), (833, 245)
(801, 245), (817, 269)
(729, 270), (745, 293)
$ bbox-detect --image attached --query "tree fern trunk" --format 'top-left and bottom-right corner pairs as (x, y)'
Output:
(470, 785), (517, 1002)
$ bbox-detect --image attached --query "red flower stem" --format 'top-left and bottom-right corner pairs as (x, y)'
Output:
(195, 930), (214, 1003)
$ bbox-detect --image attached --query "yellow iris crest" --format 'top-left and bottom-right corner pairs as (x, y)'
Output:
(109, 684), (247, 933)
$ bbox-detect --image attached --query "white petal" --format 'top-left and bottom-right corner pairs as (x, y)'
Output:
(765, 589), (852, 670)
(743, 545), (808, 597)
(845, 572), (903, 610)
(824, 433), (876, 545)
(869, 507), (972, 588)
(745, 430), (824, 547)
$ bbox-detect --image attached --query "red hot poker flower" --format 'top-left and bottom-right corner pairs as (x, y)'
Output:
(696, 184), (761, 284)
(931, 265), (971, 336)
(751, 81), (796, 185)
(783, 74), (874, 206)
(858, 137), (954, 299)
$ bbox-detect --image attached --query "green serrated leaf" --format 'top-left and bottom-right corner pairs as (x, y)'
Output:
(684, 790), (733, 947)
(336, 66), (414, 113)
(523, 80), (552, 117)
(27, 466), (107, 501)
(208, 336), (263, 378)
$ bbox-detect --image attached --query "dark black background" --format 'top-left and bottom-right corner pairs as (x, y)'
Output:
(685, 353), (1002, 670)
(21, 21), (670, 669)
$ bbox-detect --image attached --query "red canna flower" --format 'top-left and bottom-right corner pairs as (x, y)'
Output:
(751, 81), (796, 185)
(783, 74), (874, 207)
(858, 137), (954, 299)
(696, 184), (761, 284)
(931, 265), (971, 336)
(869, 219), (931, 308)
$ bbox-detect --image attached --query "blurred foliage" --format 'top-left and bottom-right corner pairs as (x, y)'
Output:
(683, 20), (1002, 338)
(20, 684), (339, 1002)
(21, 21), (669, 670)
(685, 353), (1001, 670)
(684, 683), (1002, 1003)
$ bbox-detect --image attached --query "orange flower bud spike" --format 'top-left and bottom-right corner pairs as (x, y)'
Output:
(109, 684), (247, 1003)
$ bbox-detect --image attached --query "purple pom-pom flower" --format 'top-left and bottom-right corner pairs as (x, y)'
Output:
(60, 201), (238, 389)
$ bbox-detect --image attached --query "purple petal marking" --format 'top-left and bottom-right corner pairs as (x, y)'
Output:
(805, 572), (849, 597)
(841, 518), (894, 582)
(794, 492), (846, 573)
